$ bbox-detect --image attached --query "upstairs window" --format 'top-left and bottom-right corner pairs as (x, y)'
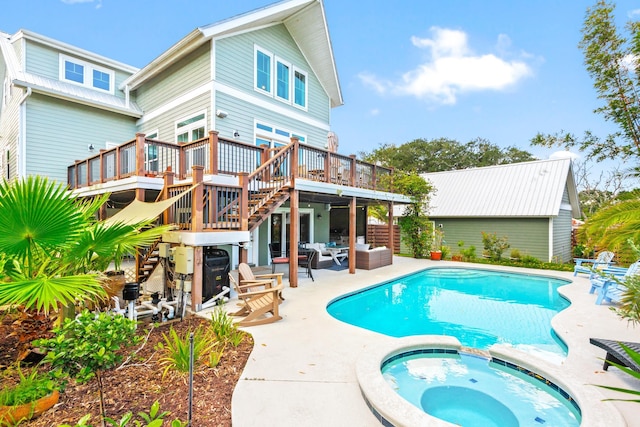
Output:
(294, 69), (307, 109)
(59, 54), (114, 94)
(276, 59), (290, 101)
(255, 45), (308, 109)
(255, 49), (272, 93)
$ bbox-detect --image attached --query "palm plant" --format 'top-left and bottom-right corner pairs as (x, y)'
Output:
(0, 176), (172, 314)
(580, 199), (640, 254)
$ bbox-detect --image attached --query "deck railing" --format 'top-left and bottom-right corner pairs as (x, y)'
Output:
(68, 131), (392, 191)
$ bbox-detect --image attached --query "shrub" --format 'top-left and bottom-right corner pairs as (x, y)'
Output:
(34, 310), (140, 384)
(156, 325), (216, 378)
(481, 231), (510, 261)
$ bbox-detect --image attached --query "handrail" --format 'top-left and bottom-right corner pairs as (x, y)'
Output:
(67, 133), (392, 191)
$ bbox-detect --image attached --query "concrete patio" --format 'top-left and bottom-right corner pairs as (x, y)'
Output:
(199, 256), (640, 427)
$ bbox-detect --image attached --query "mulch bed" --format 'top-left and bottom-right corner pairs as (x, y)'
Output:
(0, 310), (253, 427)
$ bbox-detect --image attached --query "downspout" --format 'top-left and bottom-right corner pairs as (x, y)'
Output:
(17, 86), (31, 178)
(124, 84), (130, 109)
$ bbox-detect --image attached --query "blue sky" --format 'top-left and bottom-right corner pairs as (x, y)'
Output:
(1, 0), (638, 183)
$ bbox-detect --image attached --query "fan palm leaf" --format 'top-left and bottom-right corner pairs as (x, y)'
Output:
(0, 177), (84, 272)
(0, 259), (105, 314)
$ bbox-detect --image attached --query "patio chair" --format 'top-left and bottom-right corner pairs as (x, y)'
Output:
(589, 338), (640, 373)
(298, 248), (316, 281)
(268, 242), (289, 274)
(228, 274), (283, 327)
(593, 260), (640, 304)
(574, 250), (615, 276)
(238, 262), (284, 301)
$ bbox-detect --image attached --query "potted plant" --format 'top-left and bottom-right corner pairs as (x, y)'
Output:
(430, 228), (444, 260)
(0, 365), (59, 425)
(452, 241), (465, 261)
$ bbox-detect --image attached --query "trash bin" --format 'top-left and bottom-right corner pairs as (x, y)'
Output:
(203, 247), (230, 302)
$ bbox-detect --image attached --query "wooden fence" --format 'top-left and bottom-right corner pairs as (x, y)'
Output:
(366, 224), (401, 253)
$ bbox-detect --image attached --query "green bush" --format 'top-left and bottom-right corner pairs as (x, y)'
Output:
(34, 310), (140, 384)
(0, 364), (57, 406)
(481, 231), (510, 261)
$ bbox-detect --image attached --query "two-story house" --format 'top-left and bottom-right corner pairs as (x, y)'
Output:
(0, 0), (409, 310)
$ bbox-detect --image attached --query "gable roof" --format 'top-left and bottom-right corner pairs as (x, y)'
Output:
(122, 0), (343, 108)
(0, 30), (142, 117)
(421, 158), (581, 218)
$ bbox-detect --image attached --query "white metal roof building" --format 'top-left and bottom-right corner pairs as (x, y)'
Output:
(420, 158), (581, 262)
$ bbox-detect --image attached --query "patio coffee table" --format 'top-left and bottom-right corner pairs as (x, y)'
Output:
(327, 246), (349, 265)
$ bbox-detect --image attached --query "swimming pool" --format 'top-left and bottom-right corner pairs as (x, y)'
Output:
(382, 350), (581, 426)
(327, 267), (570, 360)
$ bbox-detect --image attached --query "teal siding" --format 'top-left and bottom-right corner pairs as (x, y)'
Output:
(138, 92), (210, 143)
(25, 41), (58, 80)
(431, 217), (550, 261)
(135, 43), (211, 112)
(25, 94), (136, 182)
(25, 40), (132, 100)
(216, 24), (330, 134)
(215, 91), (327, 146)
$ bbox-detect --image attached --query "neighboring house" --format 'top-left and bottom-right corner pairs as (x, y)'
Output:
(0, 0), (408, 308)
(420, 158), (581, 263)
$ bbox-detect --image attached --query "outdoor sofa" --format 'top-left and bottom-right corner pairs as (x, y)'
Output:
(355, 245), (392, 270)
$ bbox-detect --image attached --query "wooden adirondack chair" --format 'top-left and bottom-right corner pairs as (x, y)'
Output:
(228, 274), (283, 327)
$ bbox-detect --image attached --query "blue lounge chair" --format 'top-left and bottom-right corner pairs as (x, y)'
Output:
(574, 250), (615, 276)
(594, 260), (640, 305)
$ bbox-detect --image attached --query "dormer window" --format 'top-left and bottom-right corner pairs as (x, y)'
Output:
(59, 54), (114, 94)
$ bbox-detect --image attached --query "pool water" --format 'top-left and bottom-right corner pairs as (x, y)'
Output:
(327, 267), (571, 360)
(382, 351), (581, 427)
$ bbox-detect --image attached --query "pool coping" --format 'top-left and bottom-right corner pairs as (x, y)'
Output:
(205, 258), (639, 426)
(356, 335), (626, 427)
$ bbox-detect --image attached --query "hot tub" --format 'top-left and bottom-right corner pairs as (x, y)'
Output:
(356, 336), (624, 426)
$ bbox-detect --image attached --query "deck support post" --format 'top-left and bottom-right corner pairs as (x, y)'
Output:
(349, 196), (356, 274)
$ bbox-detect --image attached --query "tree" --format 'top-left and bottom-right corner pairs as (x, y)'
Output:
(393, 171), (435, 258)
(361, 137), (536, 173)
(532, 1), (640, 249)
(0, 176), (172, 314)
(531, 0), (640, 167)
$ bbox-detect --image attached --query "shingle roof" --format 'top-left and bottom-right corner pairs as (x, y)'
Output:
(421, 158), (580, 218)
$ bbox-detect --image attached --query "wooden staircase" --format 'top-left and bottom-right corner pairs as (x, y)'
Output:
(136, 237), (161, 283)
(247, 186), (290, 231)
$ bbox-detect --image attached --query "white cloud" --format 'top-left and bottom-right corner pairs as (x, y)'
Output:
(359, 27), (533, 105)
(370, 108), (380, 116)
(628, 9), (640, 18)
(549, 150), (580, 161)
(61, 0), (102, 8)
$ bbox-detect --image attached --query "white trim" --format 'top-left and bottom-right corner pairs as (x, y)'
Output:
(548, 217), (554, 263)
(211, 41), (217, 133)
(215, 81), (330, 131)
(174, 110), (207, 143)
(254, 45), (273, 96)
(14, 30), (138, 73)
(144, 129), (159, 140)
(18, 101), (26, 177)
(275, 56), (291, 103)
(269, 208), (315, 260)
(136, 83), (210, 126)
(293, 66), (308, 111)
(59, 53), (115, 95)
(254, 119), (307, 147)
